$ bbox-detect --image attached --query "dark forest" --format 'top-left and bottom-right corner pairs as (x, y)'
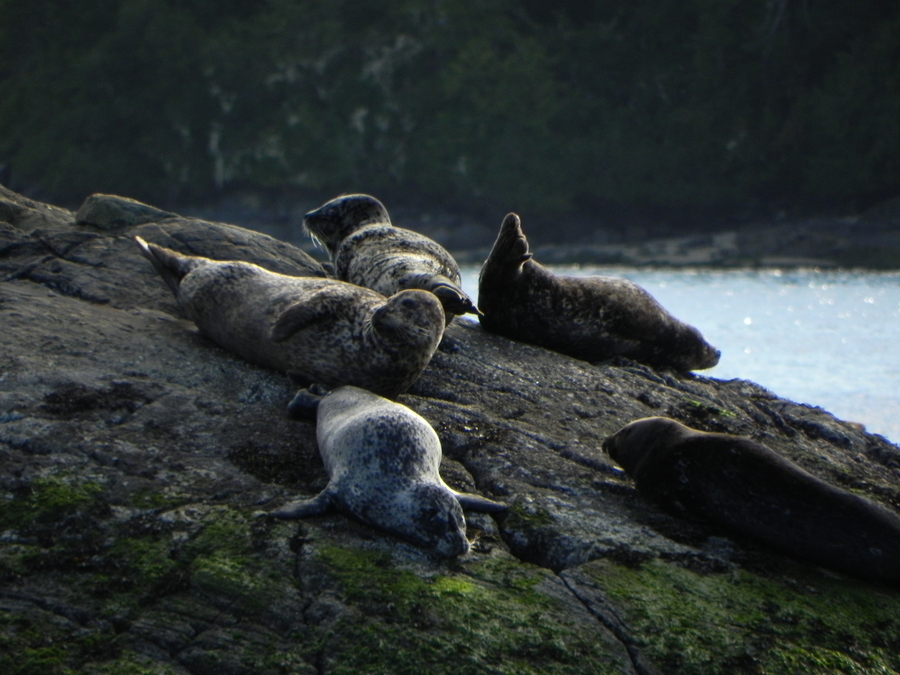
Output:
(1, 0), (898, 231)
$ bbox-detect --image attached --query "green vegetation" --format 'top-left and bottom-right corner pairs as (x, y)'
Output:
(1, 0), (897, 225)
(0, 477), (103, 531)
(311, 545), (626, 674)
(583, 557), (900, 674)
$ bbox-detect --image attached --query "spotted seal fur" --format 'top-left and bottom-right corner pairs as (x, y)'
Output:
(271, 385), (507, 556)
(478, 213), (720, 372)
(603, 416), (900, 585)
(303, 193), (478, 323)
(135, 237), (445, 397)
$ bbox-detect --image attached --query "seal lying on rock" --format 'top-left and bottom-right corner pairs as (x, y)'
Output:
(135, 237), (445, 398)
(303, 193), (478, 324)
(271, 386), (507, 556)
(478, 213), (720, 372)
(603, 416), (900, 586)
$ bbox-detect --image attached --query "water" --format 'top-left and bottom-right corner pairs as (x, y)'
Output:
(460, 266), (900, 445)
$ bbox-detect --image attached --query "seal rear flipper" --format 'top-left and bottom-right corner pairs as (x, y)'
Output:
(488, 213), (532, 267)
(134, 236), (202, 297)
(454, 491), (508, 513)
(269, 490), (335, 519)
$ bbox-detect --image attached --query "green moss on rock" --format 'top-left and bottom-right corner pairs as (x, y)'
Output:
(311, 545), (626, 675)
(0, 477), (103, 532)
(579, 558), (900, 675)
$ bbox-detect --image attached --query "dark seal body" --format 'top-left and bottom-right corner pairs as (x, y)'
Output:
(304, 194), (478, 323)
(135, 237), (445, 397)
(603, 417), (900, 586)
(271, 386), (506, 557)
(478, 214), (720, 371)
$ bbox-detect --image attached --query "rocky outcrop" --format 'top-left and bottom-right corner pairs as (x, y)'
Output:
(2, 186), (900, 675)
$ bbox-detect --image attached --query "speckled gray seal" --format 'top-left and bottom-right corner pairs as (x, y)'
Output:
(135, 237), (445, 398)
(303, 193), (478, 324)
(603, 416), (900, 586)
(271, 385), (507, 556)
(478, 213), (720, 372)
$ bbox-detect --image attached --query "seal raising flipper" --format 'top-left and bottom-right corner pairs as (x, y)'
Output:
(603, 417), (900, 586)
(135, 237), (445, 397)
(304, 194), (478, 324)
(270, 386), (506, 556)
(489, 213), (533, 267)
(478, 213), (720, 372)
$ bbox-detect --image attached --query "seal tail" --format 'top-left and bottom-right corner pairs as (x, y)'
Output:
(488, 213), (532, 267)
(134, 236), (202, 297)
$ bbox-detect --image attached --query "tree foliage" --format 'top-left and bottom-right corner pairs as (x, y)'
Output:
(1, 0), (897, 220)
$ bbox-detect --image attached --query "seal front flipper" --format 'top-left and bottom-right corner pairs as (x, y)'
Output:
(453, 491), (508, 513)
(401, 272), (481, 317)
(269, 489), (335, 519)
(430, 279), (482, 317)
(286, 385), (328, 419)
(270, 287), (359, 341)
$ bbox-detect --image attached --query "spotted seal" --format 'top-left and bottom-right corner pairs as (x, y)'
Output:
(135, 237), (445, 397)
(303, 194), (478, 323)
(270, 385), (507, 556)
(478, 213), (720, 372)
(603, 416), (900, 585)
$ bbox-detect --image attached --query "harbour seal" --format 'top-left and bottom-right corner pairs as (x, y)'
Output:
(478, 213), (720, 372)
(303, 194), (478, 323)
(135, 237), (445, 398)
(270, 385), (507, 556)
(603, 416), (900, 585)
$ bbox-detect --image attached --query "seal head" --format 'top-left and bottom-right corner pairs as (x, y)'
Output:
(272, 386), (506, 556)
(478, 213), (720, 372)
(304, 194), (479, 323)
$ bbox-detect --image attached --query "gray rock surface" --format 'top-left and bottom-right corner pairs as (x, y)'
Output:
(3, 186), (900, 674)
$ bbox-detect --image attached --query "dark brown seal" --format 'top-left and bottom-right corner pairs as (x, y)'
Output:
(603, 416), (900, 586)
(303, 194), (478, 323)
(271, 385), (506, 557)
(135, 237), (445, 397)
(478, 213), (720, 371)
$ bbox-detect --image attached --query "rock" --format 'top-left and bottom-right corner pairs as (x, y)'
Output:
(2, 186), (900, 674)
(76, 193), (177, 229)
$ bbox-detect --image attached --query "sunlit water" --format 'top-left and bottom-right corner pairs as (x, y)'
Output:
(460, 266), (900, 445)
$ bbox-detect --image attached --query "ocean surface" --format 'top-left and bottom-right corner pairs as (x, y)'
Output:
(459, 266), (900, 445)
